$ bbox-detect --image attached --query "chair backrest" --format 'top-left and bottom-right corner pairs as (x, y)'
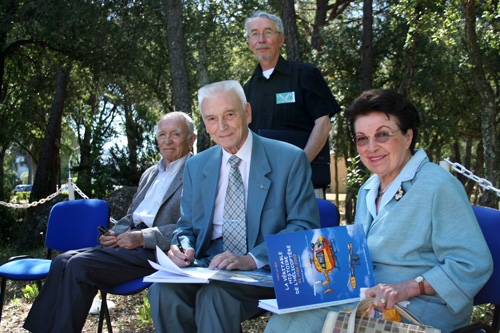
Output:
(316, 198), (339, 228)
(45, 199), (110, 253)
(471, 205), (500, 306)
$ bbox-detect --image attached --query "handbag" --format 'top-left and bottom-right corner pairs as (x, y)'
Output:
(322, 298), (441, 333)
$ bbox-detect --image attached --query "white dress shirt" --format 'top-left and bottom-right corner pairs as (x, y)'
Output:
(212, 133), (252, 239)
(132, 155), (188, 228)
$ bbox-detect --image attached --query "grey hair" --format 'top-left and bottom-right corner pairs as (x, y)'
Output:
(198, 80), (247, 116)
(245, 10), (284, 38)
(155, 111), (195, 139)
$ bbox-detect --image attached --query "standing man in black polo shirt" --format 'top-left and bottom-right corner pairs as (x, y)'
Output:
(243, 10), (340, 197)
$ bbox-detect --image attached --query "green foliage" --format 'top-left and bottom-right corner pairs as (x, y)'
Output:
(22, 284), (39, 303)
(14, 192), (30, 202)
(344, 156), (369, 198)
(20, 172), (29, 184)
(136, 290), (152, 325)
(471, 304), (494, 325)
(9, 297), (21, 306)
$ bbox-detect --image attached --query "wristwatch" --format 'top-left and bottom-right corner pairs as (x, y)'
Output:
(415, 275), (425, 295)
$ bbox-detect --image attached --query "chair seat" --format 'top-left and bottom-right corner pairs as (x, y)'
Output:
(0, 259), (52, 280)
(104, 277), (151, 295)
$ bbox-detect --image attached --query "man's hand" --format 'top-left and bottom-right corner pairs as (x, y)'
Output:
(209, 251), (257, 271)
(99, 231), (117, 247)
(168, 245), (195, 268)
(114, 230), (145, 249)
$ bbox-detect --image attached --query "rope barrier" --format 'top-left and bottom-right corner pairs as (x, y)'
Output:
(443, 158), (500, 197)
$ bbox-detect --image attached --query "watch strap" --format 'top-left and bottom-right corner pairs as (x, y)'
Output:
(416, 276), (425, 295)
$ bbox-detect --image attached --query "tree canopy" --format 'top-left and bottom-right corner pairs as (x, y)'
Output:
(1, 0), (499, 232)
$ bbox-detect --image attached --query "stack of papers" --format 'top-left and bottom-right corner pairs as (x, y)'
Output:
(144, 246), (218, 283)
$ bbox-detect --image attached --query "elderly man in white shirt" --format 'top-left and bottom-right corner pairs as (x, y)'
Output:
(24, 112), (196, 333)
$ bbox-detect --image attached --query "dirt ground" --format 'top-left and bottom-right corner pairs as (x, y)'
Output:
(0, 280), (270, 332)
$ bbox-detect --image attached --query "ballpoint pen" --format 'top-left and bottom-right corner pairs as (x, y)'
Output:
(176, 235), (189, 265)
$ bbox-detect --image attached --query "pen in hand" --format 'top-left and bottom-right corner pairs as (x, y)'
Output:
(176, 235), (189, 265)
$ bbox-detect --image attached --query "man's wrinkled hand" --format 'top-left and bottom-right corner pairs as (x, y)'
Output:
(115, 231), (144, 249)
(209, 251), (257, 271)
(99, 231), (117, 247)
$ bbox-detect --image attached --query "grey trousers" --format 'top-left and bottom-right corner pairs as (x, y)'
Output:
(23, 246), (156, 333)
(148, 239), (275, 333)
(149, 280), (275, 333)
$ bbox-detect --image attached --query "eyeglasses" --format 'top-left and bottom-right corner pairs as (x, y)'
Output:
(353, 130), (400, 146)
(248, 30), (280, 41)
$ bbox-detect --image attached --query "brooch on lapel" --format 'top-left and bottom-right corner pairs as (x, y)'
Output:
(395, 185), (405, 201)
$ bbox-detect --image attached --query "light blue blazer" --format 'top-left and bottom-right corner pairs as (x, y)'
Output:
(174, 131), (320, 266)
(356, 149), (493, 330)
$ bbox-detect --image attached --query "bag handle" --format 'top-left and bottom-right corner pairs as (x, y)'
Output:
(347, 298), (423, 332)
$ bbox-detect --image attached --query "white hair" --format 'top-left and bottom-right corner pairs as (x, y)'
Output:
(244, 10), (284, 38)
(197, 80), (247, 116)
(155, 111), (195, 139)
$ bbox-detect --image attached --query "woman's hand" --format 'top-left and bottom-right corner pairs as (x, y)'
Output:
(365, 281), (414, 311)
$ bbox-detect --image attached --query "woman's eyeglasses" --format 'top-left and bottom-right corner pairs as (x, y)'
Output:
(353, 130), (400, 146)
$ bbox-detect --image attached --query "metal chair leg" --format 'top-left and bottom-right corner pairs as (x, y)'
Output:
(0, 278), (6, 324)
(97, 291), (113, 333)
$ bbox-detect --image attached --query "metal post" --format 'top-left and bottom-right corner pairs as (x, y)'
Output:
(68, 178), (75, 200)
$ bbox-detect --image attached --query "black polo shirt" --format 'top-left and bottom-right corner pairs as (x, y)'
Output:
(244, 55), (340, 133)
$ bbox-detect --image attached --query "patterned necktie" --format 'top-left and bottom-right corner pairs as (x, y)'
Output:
(223, 155), (247, 255)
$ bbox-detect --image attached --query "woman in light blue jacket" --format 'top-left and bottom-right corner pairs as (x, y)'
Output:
(265, 89), (493, 332)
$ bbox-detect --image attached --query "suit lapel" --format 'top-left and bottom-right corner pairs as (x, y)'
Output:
(201, 147), (222, 225)
(159, 153), (191, 205)
(247, 133), (271, 248)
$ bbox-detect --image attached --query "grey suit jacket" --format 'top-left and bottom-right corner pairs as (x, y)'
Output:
(174, 132), (320, 266)
(111, 153), (190, 251)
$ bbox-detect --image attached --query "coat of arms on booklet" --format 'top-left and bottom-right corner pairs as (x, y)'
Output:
(259, 224), (375, 314)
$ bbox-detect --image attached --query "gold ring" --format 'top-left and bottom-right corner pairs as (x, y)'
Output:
(380, 298), (386, 304)
(228, 258), (233, 263)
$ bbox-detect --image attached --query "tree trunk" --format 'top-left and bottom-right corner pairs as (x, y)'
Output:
(360, 0), (373, 92)
(398, 5), (422, 97)
(311, 0), (352, 51)
(311, 0), (328, 51)
(463, 0), (499, 208)
(76, 122), (92, 196)
(30, 63), (71, 202)
(281, 0), (302, 62)
(195, 40), (212, 153)
(164, 0), (191, 115)
(124, 100), (138, 175)
(0, 142), (10, 200)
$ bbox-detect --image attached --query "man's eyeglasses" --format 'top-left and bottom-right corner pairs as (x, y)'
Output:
(353, 130), (401, 146)
(248, 30), (280, 41)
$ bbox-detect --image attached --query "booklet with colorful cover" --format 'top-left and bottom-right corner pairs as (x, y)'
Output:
(259, 224), (375, 314)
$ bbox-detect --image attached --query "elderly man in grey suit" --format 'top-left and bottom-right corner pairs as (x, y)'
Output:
(24, 112), (196, 333)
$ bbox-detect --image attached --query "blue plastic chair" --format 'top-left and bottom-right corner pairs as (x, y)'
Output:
(0, 199), (109, 323)
(453, 205), (500, 333)
(316, 198), (340, 228)
(97, 278), (152, 333)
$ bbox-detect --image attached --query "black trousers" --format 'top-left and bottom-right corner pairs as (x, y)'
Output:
(23, 246), (156, 333)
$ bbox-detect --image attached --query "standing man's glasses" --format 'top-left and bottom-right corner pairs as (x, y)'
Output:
(248, 30), (280, 41)
(353, 130), (401, 146)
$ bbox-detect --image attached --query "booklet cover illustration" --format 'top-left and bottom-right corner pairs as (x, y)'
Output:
(261, 224), (375, 313)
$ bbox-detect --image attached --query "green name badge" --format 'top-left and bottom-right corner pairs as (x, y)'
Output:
(276, 92), (296, 104)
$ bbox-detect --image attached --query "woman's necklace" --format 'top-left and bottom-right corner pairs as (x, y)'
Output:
(378, 180), (395, 196)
